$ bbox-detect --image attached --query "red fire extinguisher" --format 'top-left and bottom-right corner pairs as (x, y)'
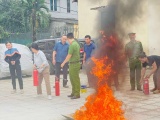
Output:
(143, 78), (149, 95)
(55, 77), (60, 96)
(33, 69), (38, 86)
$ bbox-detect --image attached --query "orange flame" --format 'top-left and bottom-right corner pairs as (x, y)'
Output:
(74, 39), (125, 119)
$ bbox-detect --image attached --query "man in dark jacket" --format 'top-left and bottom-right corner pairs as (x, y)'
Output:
(4, 42), (23, 94)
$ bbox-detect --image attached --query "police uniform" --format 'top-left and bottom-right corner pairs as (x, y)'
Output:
(68, 40), (81, 98)
(125, 37), (143, 90)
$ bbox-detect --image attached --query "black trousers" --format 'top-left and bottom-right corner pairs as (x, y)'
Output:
(55, 62), (68, 86)
(9, 63), (23, 89)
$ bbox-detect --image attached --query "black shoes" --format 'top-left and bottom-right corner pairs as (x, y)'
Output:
(67, 94), (74, 97)
(68, 94), (80, 99)
(63, 85), (69, 88)
(63, 80), (68, 88)
(71, 96), (80, 99)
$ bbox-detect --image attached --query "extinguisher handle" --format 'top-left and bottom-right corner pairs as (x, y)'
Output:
(145, 75), (150, 79)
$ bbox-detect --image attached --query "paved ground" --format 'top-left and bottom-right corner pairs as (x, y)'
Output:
(0, 68), (160, 120)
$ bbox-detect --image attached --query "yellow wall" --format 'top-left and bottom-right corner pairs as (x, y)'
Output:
(78, 0), (107, 38)
(73, 24), (79, 38)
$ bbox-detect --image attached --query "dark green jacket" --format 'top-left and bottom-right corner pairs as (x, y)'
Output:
(125, 40), (143, 59)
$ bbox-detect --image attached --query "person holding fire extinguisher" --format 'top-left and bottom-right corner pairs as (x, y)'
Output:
(52, 35), (69, 88)
(31, 43), (52, 100)
(61, 33), (81, 99)
(138, 52), (160, 94)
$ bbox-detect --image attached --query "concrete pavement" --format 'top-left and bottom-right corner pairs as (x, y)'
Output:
(0, 69), (160, 120)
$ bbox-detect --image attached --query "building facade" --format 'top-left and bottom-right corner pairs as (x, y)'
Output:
(45, 0), (78, 37)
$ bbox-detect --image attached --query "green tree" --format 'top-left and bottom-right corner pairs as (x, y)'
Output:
(21, 0), (49, 42)
(0, 26), (9, 39)
(0, 0), (26, 33)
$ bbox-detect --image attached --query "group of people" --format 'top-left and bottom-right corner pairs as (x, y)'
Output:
(4, 33), (96, 100)
(5, 31), (160, 101)
(125, 32), (160, 94)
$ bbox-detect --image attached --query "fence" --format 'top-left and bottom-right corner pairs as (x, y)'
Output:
(0, 26), (79, 45)
(51, 26), (79, 38)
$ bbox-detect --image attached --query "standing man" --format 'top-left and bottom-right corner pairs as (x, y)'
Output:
(83, 35), (96, 88)
(125, 33), (143, 91)
(52, 35), (69, 88)
(4, 42), (23, 94)
(61, 33), (81, 99)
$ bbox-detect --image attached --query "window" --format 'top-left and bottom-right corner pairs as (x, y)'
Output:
(72, 0), (78, 2)
(37, 42), (45, 50)
(50, 0), (53, 11)
(48, 41), (55, 50)
(54, 0), (57, 11)
(67, 0), (70, 13)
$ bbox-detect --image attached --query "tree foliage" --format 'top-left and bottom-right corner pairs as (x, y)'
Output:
(0, 0), (26, 33)
(0, 26), (9, 39)
(0, 0), (50, 40)
(21, 0), (50, 41)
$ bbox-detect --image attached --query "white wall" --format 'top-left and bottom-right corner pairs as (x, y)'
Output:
(45, 0), (78, 20)
(115, 0), (149, 54)
(148, 0), (160, 55)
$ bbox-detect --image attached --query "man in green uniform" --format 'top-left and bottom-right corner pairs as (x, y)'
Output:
(61, 33), (81, 99)
(125, 33), (143, 91)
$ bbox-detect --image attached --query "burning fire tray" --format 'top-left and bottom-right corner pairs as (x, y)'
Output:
(62, 114), (74, 120)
